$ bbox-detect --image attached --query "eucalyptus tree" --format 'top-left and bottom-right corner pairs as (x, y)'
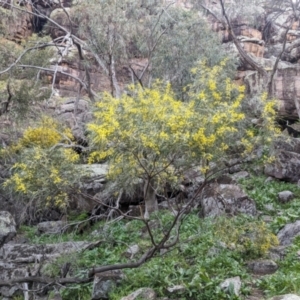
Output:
(145, 6), (236, 99)
(0, 0), (236, 108)
(0, 8), (53, 118)
(194, 0), (300, 106)
(69, 0), (235, 99)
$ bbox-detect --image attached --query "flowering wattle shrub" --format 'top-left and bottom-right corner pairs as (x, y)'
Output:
(88, 60), (279, 213)
(3, 117), (81, 210)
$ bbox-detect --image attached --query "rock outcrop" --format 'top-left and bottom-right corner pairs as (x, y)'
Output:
(55, 98), (91, 142)
(0, 2), (33, 42)
(120, 288), (156, 300)
(0, 240), (94, 298)
(199, 179), (257, 217)
(277, 220), (300, 246)
(0, 211), (16, 247)
(247, 259), (278, 275)
(265, 137), (300, 182)
(92, 270), (124, 300)
(37, 220), (66, 235)
(268, 295), (300, 300)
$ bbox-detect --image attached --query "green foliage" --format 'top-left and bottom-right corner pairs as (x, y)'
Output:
(19, 224), (87, 244)
(71, 0), (236, 97)
(237, 175), (300, 297)
(108, 213), (253, 299)
(192, 0), (265, 35)
(68, 212), (90, 222)
(11, 296), (23, 300)
(240, 175), (300, 233)
(213, 216), (278, 258)
(88, 60), (278, 214)
(71, 0), (147, 94)
(0, 34), (53, 117)
(258, 237), (300, 297)
(149, 8), (236, 97)
(72, 0), (137, 60)
(37, 211), (280, 300)
(61, 283), (92, 300)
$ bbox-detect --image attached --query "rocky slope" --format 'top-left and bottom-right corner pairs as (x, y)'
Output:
(1, 0), (300, 120)
(1, 1), (300, 299)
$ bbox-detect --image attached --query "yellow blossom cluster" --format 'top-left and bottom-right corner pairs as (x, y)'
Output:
(260, 92), (281, 135)
(3, 146), (80, 209)
(215, 218), (279, 257)
(88, 60), (249, 188)
(19, 117), (75, 148)
(2, 117), (77, 156)
(241, 92), (280, 156)
(3, 116), (81, 210)
(63, 148), (80, 163)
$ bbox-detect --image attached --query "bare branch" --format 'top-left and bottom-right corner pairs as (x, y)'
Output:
(0, 81), (12, 116)
(18, 64), (97, 98)
(219, 0), (268, 78)
(0, 43), (53, 75)
(268, 24), (291, 97)
(198, 3), (224, 24)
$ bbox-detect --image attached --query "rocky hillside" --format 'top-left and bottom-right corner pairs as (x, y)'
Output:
(1, 0), (300, 299)
(1, 0), (300, 118)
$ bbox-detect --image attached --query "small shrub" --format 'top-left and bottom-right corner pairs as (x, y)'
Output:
(259, 237), (300, 297)
(61, 283), (92, 300)
(213, 216), (279, 258)
(2, 117), (84, 217)
(240, 175), (300, 232)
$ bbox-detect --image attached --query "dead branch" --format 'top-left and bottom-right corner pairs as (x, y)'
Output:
(2, 2), (97, 101)
(219, 0), (268, 78)
(18, 64), (97, 98)
(268, 24), (291, 97)
(0, 81), (12, 116)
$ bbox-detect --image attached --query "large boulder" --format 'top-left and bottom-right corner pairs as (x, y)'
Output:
(268, 295), (300, 300)
(265, 150), (300, 182)
(0, 241), (93, 298)
(0, 211), (16, 247)
(277, 220), (300, 245)
(199, 180), (256, 217)
(265, 137), (300, 182)
(120, 288), (156, 300)
(0, 241), (91, 262)
(55, 98), (91, 141)
(247, 259), (278, 275)
(37, 221), (66, 235)
(273, 62), (300, 119)
(92, 270), (124, 300)
(0, 3), (33, 42)
(241, 59), (300, 119)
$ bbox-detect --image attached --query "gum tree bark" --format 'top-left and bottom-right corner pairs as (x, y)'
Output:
(143, 178), (158, 218)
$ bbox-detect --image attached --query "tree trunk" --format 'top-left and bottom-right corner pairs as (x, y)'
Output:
(294, 97), (300, 119)
(143, 178), (158, 219)
(108, 53), (120, 98)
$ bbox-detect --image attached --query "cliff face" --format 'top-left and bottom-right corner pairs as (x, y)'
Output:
(203, 0), (300, 120)
(0, 2), (33, 42)
(1, 0), (300, 120)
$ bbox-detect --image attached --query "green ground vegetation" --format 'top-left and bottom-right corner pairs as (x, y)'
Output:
(20, 170), (300, 300)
